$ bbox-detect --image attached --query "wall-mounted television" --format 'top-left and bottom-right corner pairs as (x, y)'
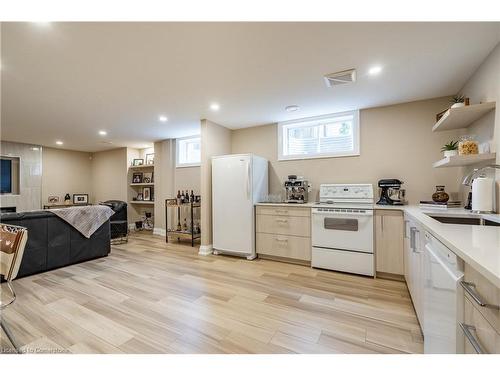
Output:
(0, 156), (20, 195)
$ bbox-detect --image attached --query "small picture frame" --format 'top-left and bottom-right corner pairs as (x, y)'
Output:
(132, 172), (143, 184)
(73, 194), (89, 204)
(132, 158), (144, 166)
(48, 196), (59, 204)
(145, 153), (154, 165)
(143, 172), (153, 183)
(143, 187), (152, 201)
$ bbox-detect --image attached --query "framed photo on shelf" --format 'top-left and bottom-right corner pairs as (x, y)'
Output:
(73, 194), (89, 204)
(143, 172), (153, 183)
(48, 196), (59, 204)
(143, 187), (152, 201)
(132, 158), (144, 166)
(132, 172), (143, 183)
(145, 153), (154, 165)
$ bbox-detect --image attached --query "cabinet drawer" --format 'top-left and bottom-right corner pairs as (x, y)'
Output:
(463, 296), (500, 354)
(256, 233), (311, 261)
(256, 205), (311, 217)
(256, 214), (310, 237)
(463, 263), (500, 334)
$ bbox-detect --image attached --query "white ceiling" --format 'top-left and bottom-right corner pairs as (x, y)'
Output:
(1, 22), (499, 152)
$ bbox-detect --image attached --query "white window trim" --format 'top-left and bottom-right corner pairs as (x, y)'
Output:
(277, 110), (360, 161)
(176, 135), (201, 168)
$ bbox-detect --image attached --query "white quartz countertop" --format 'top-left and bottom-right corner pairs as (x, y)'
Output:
(255, 202), (316, 208)
(402, 206), (500, 288)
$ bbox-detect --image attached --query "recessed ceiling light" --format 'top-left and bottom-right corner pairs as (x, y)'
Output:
(55, 141), (63, 146)
(30, 147), (40, 151)
(285, 105), (300, 112)
(210, 103), (220, 111)
(158, 115), (168, 122)
(368, 66), (383, 76)
(98, 130), (107, 136)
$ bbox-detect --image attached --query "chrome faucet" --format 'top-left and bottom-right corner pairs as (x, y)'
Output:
(462, 164), (500, 186)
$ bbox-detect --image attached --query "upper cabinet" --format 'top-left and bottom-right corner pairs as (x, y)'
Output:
(432, 102), (496, 132)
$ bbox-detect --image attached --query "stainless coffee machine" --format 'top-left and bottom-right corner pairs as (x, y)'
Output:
(284, 175), (310, 203)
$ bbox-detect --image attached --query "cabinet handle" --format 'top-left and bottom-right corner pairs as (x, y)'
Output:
(275, 237), (288, 242)
(459, 323), (485, 354)
(275, 219), (288, 223)
(461, 281), (500, 310)
(275, 209), (288, 214)
(403, 220), (409, 238)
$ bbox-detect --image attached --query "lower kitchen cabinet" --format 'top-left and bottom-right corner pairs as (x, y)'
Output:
(403, 213), (425, 325)
(463, 296), (500, 354)
(256, 205), (311, 263)
(375, 209), (404, 276)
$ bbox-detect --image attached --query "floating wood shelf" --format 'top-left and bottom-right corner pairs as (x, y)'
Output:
(129, 164), (154, 169)
(130, 183), (154, 186)
(433, 153), (496, 168)
(129, 201), (155, 205)
(432, 102), (496, 132)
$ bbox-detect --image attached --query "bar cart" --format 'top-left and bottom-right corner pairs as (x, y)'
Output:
(165, 198), (201, 247)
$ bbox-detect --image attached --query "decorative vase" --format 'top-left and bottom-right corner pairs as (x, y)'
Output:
(451, 102), (465, 108)
(443, 150), (458, 158)
(432, 186), (449, 203)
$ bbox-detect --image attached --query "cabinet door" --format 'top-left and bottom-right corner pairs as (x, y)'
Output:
(403, 215), (411, 285)
(375, 210), (404, 275)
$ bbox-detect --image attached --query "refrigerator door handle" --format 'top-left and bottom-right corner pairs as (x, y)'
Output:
(246, 160), (251, 199)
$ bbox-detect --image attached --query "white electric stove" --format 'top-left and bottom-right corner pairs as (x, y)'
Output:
(311, 184), (375, 276)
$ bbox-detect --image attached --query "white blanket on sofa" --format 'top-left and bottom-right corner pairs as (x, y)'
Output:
(48, 205), (115, 238)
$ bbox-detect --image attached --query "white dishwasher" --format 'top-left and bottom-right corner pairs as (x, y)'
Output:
(423, 231), (464, 354)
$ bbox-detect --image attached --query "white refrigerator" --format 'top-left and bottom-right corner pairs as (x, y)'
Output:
(212, 154), (268, 259)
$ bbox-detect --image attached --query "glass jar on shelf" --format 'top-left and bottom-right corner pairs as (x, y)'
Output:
(458, 135), (479, 155)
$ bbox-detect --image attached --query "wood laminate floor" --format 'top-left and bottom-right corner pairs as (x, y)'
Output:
(0, 232), (423, 354)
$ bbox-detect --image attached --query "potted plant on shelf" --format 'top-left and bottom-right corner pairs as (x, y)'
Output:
(450, 94), (466, 108)
(441, 140), (459, 158)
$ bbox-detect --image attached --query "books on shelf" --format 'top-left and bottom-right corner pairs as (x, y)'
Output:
(419, 200), (462, 209)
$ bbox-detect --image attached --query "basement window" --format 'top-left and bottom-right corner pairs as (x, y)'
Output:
(176, 136), (201, 168)
(278, 111), (360, 160)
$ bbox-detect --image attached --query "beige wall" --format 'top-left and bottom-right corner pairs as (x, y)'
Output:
(231, 97), (463, 204)
(90, 148), (128, 204)
(200, 119), (232, 247)
(153, 139), (175, 231)
(459, 42), (500, 211)
(41, 147), (92, 205)
(175, 166), (201, 195)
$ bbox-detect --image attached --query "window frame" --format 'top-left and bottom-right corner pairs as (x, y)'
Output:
(176, 135), (201, 168)
(277, 110), (360, 161)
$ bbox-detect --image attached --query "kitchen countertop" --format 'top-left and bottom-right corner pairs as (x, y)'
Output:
(255, 202), (316, 208)
(403, 206), (500, 288)
(256, 201), (500, 288)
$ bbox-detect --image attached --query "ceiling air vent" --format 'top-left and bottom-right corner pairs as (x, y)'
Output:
(324, 69), (356, 87)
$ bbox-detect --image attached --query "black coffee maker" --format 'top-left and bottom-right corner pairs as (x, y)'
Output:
(377, 179), (406, 205)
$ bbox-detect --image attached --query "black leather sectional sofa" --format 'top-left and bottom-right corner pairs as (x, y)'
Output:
(0, 210), (110, 279)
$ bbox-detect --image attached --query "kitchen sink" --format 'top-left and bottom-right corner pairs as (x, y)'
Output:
(427, 215), (500, 226)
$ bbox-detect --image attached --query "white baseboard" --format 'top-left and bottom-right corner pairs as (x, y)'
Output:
(198, 244), (213, 256)
(153, 227), (166, 236)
